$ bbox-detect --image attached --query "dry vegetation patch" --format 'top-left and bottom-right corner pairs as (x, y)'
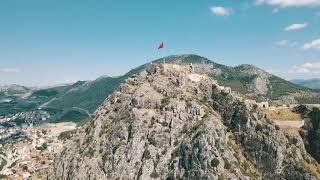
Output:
(262, 107), (303, 121)
(279, 126), (301, 137)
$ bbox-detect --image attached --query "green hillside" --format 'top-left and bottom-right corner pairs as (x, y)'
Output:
(0, 85), (73, 117)
(267, 76), (310, 100)
(131, 55), (313, 103)
(120, 54), (318, 105)
(2, 54), (319, 123)
(46, 77), (122, 113)
(292, 79), (320, 89)
(0, 101), (36, 117)
(5, 85), (30, 95)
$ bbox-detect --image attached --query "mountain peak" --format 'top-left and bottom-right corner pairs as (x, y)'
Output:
(235, 64), (268, 74)
(51, 63), (319, 179)
(153, 54), (217, 65)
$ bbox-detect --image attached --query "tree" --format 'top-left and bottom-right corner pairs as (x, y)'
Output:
(22, 164), (28, 171)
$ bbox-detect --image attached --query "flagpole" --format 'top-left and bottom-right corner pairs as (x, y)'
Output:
(163, 43), (165, 64)
(158, 42), (165, 64)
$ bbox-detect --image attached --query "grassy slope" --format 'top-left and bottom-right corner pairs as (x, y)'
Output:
(47, 77), (122, 113)
(267, 76), (311, 100)
(0, 101), (37, 117)
(0, 85), (73, 117)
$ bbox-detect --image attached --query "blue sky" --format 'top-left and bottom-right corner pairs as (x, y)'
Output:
(0, 0), (319, 86)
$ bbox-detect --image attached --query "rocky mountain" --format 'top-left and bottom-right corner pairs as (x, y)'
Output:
(292, 79), (320, 90)
(45, 54), (319, 119)
(51, 64), (320, 179)
(2, 54), (319, 123)
(117, 55), (319, 106)
(0, 84), (30, 96)
(146, 55), (319, 105)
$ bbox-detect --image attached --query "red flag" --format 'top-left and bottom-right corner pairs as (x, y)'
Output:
(158, 42), (164, 49)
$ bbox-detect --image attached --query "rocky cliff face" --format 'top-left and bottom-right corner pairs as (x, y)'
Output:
(132, 55), (317, 105)
(152, 55), (272, 96)
(50, 64), (320, 180)
(234, 64), (270, 95)
(299, 105), (320, 163)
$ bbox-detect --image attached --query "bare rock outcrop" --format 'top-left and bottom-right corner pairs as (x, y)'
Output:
(298, 105), (320, 164)
(50, 64), (319, 180)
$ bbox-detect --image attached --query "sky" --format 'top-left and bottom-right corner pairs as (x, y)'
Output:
(0, 0), (319, 86)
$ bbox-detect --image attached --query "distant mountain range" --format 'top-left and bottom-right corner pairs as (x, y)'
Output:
(291, 78), (320, 90)
(1, 54), (319, 123)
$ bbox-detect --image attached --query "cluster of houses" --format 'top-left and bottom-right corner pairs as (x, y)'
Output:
(0, 137), (53, 179)
(0, 111), (50, 124)
(0, 123), (72, 179)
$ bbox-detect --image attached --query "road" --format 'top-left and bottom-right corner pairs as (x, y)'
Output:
(71, 107), (91, 117)
(0, 154), (13, 174)
(38, 97), (57, 109)
(273, 120), (305, 128)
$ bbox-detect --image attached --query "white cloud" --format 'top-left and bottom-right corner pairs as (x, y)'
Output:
(0, 68), (20, 73)
(303, 38), (320, 50)
(284, 23), (308, 31)
(267, 62), (320, 79)
(256, 0), (320, 7)
(293, 62), (320, 74)
(276, 40), (298, 47)
(210, 6), (232, 16)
